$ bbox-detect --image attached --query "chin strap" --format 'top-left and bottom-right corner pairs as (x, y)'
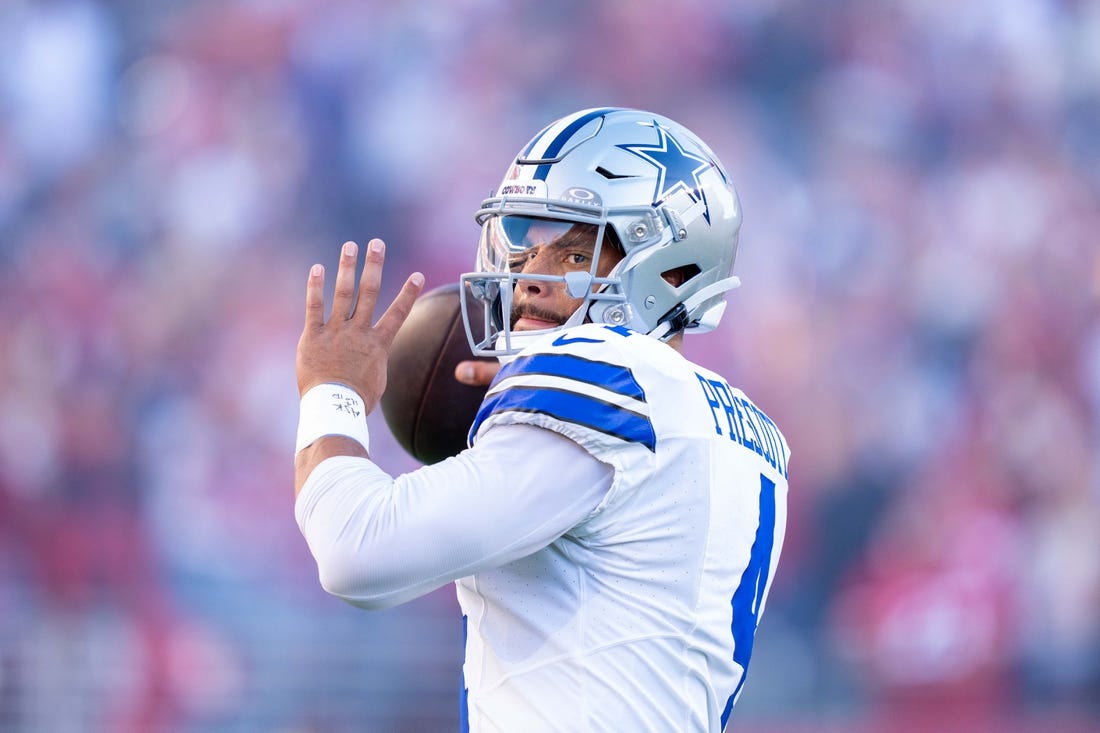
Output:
(649, 275), (741, 342)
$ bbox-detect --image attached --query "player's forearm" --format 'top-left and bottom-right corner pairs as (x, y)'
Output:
(294, 435), (368, 498)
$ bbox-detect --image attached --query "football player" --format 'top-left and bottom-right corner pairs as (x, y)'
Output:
(294, 108), (790, 732)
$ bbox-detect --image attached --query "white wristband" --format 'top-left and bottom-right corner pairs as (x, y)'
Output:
(296, 383), (371, 454)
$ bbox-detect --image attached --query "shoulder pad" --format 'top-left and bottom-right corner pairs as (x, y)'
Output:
(470, 324), (656, 452)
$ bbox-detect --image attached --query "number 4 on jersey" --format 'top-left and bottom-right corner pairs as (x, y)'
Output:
(721, 474), (777, 728)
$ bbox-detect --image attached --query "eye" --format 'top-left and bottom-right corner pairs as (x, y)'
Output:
(508, 249), (536, 271)
(567, 252), (589, 266)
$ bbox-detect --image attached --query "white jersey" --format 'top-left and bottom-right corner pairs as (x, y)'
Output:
(458, 323), (789, 732)
(296, 322), (789, 732)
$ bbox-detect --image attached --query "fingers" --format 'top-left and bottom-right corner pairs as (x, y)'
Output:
(372, 271), (425, 347)
(354, 238), (385, 322)
(310, 237), (422, 347)
(331, 241), (359, 320)
(455, 360), (500, 387)
(304, 263), (325, 331)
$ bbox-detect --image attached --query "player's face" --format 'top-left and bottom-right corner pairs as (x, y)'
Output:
(505, 220), (622, 331)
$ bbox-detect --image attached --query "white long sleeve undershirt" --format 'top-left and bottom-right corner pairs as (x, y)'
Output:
(295, 423), (613, 609)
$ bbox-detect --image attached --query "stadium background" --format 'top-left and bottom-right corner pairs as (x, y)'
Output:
(1, 0), (1098, 730)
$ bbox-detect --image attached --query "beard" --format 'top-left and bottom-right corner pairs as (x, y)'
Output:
(509, 303), (567, 327)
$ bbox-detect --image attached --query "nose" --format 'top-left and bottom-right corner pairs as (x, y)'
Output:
(521, 278), (544, 297)
(514, 247), (558, 298)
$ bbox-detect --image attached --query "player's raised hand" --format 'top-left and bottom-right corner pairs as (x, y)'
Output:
(297, 239), (424, 412)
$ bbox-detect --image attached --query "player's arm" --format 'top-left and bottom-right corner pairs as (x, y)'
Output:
(294, 239), (423, 497)
(293, 240), (611, 609)
(296, 423), (612, 609)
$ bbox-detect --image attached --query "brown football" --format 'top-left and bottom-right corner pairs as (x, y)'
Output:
(380, 283), (494, 464)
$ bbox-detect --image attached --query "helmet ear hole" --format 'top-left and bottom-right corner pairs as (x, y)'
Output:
(661, 264), (701, 288)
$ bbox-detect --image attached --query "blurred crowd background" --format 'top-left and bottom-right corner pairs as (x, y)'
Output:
(1, 0), (1098, 731)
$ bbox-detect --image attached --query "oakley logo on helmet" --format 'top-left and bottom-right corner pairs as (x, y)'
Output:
(560, 187), (602, 207)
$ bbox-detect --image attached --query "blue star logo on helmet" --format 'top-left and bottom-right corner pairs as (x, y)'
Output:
(617, 122), (715, 223)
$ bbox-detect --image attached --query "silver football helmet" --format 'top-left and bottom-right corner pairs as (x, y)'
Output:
(460, 107), (742, 357)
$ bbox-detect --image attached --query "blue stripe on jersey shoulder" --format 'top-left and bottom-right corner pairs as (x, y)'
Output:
(493, 352), (647, 400)
(470, 386), (656, 452)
